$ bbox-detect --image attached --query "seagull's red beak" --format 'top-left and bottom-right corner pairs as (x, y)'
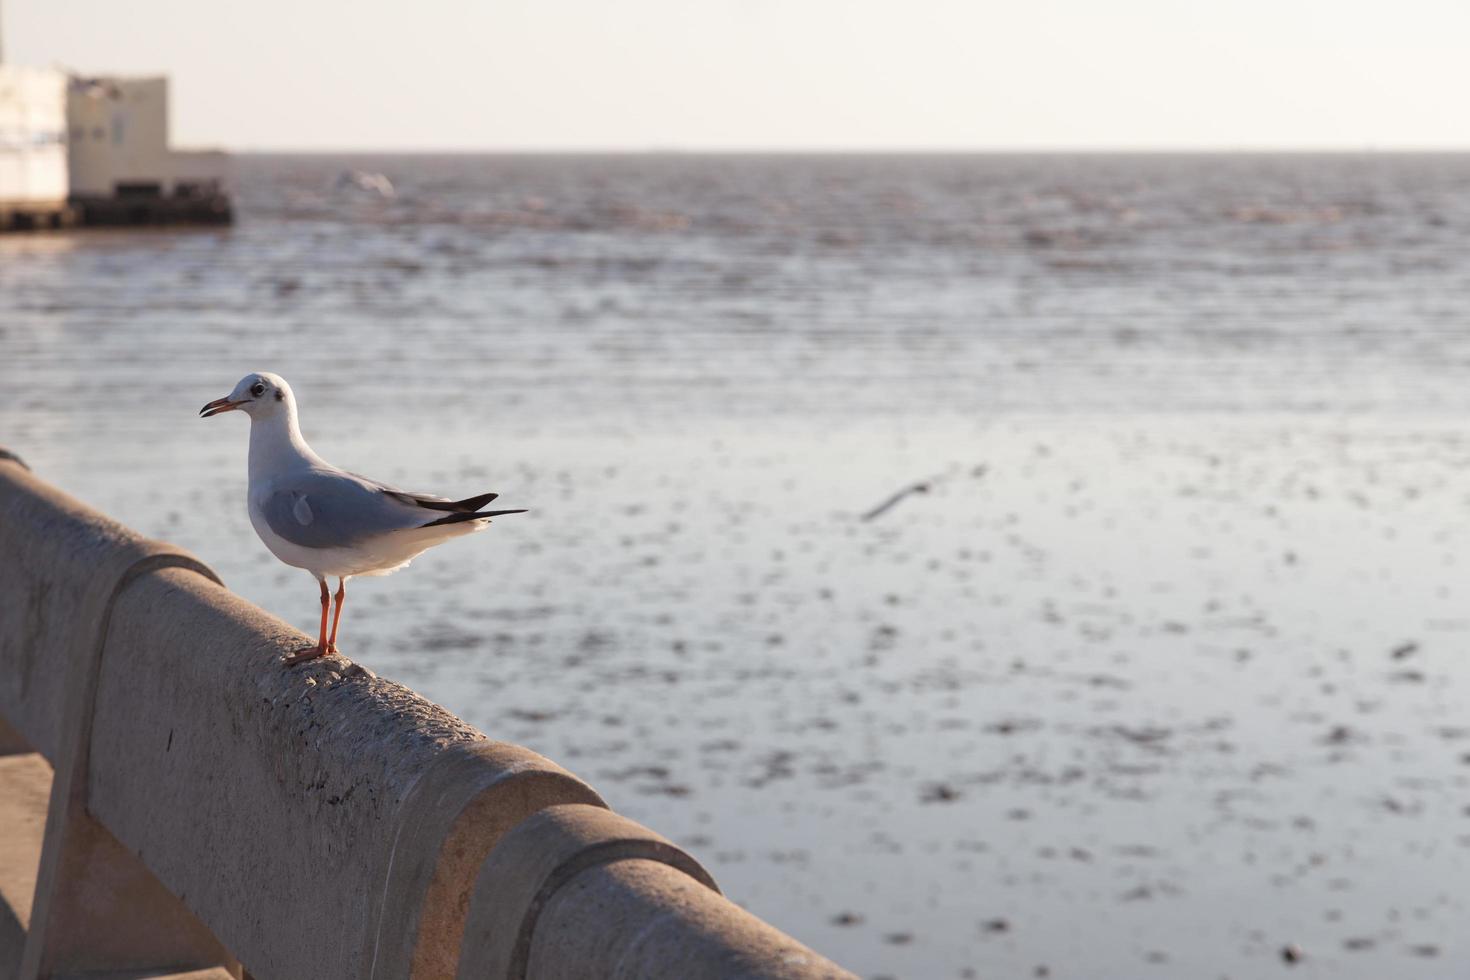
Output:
(199, 397), (243, 418)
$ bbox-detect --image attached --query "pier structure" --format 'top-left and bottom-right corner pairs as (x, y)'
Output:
(0, 65), (72, 231)
(0, 448), (851, 980)
(0, 0), (231, 234)
(66, 75), (231, 227)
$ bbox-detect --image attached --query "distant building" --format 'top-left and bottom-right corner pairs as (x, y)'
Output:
(0, 56), (230, 230)
(0, 65), (68, 216)
(67, 75), (228, 200)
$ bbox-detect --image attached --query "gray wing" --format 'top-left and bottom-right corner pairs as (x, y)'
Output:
(260, 469), (422, 549)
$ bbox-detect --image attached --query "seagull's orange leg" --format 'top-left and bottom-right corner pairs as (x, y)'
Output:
(285, 578), (331, 665)
(327, 578), (346, 654)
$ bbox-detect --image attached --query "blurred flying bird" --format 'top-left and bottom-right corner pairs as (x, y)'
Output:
(200, 372), (524, 665)
(860, 465), (987, 521)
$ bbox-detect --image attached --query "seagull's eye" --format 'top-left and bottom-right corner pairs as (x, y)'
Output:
(250, 382), (267, 397)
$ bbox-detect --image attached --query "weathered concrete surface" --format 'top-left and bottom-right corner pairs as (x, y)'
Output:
(0, 454), (604, 978)
(20, 803), (238, 980)
(0, 752), (49, 977)
(527, 859), (857, 980)
(82, 566), (603, 979)
(1, 450), (856, 980)
(52, 970), (238, 980)
(457, 804), (720, 980)
(0, 716), (30, 756)
(3, 457), (238, 980)
(458, 804), (853, 980)
(0, 457), (154, 761)
(378, 745), (606, 980)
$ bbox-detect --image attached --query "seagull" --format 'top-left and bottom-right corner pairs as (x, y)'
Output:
(200, 372), (525, 665)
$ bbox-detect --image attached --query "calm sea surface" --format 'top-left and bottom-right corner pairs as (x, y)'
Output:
(4, 154), (1470, 978)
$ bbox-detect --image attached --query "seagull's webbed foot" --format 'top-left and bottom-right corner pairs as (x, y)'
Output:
(285, 643), (330, 666)
(285, 578), (334, 667)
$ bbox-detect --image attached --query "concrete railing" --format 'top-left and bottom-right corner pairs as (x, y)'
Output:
(0, 449), (853, 980)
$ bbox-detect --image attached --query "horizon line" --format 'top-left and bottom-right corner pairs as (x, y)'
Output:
(218, 145), (1470, 156)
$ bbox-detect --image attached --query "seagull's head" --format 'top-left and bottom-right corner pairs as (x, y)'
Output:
(200, 372), (294, 421)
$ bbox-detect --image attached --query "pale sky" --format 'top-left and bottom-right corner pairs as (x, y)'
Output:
(7, 0), (1470, 151)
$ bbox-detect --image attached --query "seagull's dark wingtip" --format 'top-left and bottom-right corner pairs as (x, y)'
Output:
(388, 489), (502, 513)
(419, 508), (528, 529)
